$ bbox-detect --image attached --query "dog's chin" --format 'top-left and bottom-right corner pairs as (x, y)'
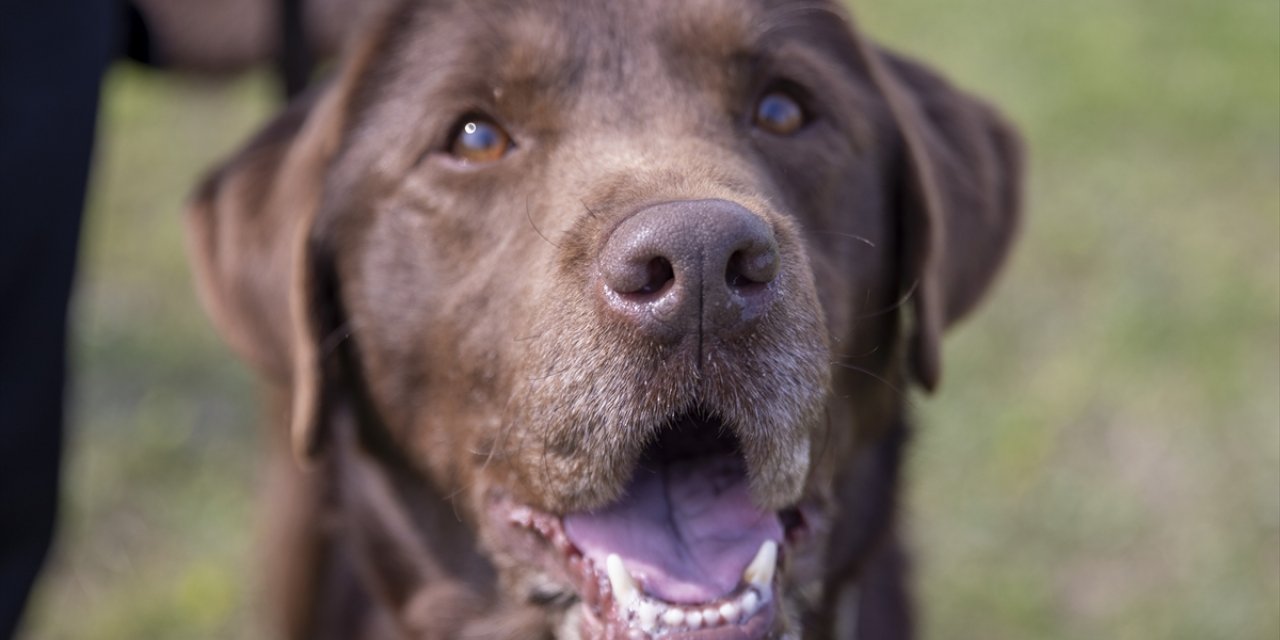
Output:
(486, 414), (820, 639)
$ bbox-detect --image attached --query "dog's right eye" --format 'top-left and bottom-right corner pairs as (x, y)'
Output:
(753, 89), (807, 136)
(448, 116), (513, 164)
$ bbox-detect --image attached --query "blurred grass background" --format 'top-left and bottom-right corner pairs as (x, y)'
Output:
(19, 0), (1279, 638)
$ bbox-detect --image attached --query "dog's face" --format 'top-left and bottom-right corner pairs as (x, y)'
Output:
(187, 0), (1021, 637)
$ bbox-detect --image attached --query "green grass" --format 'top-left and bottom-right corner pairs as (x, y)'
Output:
(19, 1), (1280, 638)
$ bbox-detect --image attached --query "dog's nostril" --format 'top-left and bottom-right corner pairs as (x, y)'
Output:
(726, 248), (779, 291)
(610, 256), (675, 299)
(636, 257), (675, 296)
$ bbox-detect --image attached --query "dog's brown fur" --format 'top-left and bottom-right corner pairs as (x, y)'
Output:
(185, 1), (1022, 638)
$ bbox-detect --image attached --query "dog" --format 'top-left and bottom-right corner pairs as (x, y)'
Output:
(185, 1), (1022, 637)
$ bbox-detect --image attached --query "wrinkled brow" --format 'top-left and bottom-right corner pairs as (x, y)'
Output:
(660, 0), (758, 61)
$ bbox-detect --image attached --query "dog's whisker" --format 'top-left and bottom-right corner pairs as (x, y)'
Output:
(525, 362), (580, 383)
(832, 344), (882, 361)
(479, 380), (528, 478)
(513, 330), (548, 343)
(525, 198), (562, 249)
(853, 278), (920, 320)
(813, 405), (836, 470)
(444, 482), (472, 508)
(811, 229), (877, 248)
(831, 362), (913, 404)
(319, 322), (353, 357)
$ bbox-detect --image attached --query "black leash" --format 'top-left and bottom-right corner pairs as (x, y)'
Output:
(277, 0), (313, 99)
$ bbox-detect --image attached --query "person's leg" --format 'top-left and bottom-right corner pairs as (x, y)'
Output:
(0, 1), (112, 636)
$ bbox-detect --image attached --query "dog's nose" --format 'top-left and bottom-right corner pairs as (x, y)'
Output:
(598, 199), (780, 342)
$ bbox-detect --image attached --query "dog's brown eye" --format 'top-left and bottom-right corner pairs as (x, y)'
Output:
(449, 117), (512, 163)
(753, 91), (805, 135)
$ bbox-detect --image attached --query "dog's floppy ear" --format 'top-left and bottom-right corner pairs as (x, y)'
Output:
(852, 34), (1024, 391)
(184, 27), (382, 462)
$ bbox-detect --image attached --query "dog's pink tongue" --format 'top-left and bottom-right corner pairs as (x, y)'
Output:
(564, 455), (782, 603)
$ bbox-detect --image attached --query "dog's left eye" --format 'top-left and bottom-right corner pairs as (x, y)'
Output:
(448, 116), (513, 163)
(753, 90), (806, 136)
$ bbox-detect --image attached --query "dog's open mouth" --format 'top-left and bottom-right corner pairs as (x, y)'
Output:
(500, 414), (808, 638)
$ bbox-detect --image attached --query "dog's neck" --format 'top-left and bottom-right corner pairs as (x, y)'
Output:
(320, 401), (517, 637)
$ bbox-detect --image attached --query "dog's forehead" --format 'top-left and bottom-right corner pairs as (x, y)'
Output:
(391, 0), (844, 90)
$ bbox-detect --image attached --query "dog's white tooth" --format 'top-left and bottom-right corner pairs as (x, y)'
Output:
(719, 601), (741, 623)
(662, 607), (685, 628)
(702, 607), (721, 626)
(743, 540), (778, 587)
(741, 590), (760, 617)
(606, 554), (638, 605)
(637, 600), (659, 631)
(686, 610), (703, 629)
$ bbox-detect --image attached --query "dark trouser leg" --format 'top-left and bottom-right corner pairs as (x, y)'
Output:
(0, 1), (111, 637)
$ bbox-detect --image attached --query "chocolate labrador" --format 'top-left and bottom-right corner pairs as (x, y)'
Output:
(185, 0), (1022, 638)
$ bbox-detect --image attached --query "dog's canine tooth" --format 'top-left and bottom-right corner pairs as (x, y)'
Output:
(606, 554), (638, 605)
(742, 539), (778, 588)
